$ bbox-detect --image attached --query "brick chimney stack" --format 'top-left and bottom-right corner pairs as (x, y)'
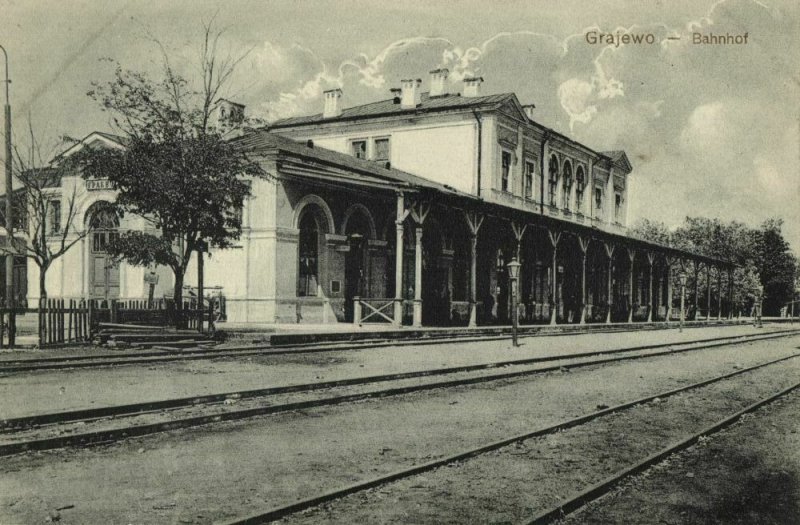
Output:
(400, 78), (422, 108)
(323, 89), (343, 118)
(463, 77), (484, 98)
(429, 68), (449, 97)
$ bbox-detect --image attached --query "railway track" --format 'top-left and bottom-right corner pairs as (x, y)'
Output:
(2, 325), (796, 374)
(1, 330), (798, 458)
(216, 345), (800, 524)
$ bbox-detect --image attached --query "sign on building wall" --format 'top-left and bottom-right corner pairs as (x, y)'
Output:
(86, 179), (114, 191)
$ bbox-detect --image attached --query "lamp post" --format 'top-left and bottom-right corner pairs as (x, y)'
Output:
(507, 258), (521, 347)
(196, 239), (208, 333)
(1, 44), (14, 347)
(679, 271), (687, 333)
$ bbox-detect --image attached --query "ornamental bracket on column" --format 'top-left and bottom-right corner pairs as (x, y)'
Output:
(408, 199), (432, 226)
(511, 220), (528, 258)
(511, 220), (528, 243)
(463, 210), (485, 236)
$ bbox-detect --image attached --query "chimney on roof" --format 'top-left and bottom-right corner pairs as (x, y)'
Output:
(522, 104), (536, 120)
(400, 78), (422, 109)
(463, 77), (484, 98)
(429, 68), (449, 97)
(323, 88), (343, 118)
(390, 88), (402, 104)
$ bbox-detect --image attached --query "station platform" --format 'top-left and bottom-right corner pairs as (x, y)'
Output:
(218, 317), (797, 347)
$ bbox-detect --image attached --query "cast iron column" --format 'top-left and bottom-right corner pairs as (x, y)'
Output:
(393, 194), (404, 326)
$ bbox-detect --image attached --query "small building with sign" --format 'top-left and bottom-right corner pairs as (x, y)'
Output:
(24, 131), (174, 304)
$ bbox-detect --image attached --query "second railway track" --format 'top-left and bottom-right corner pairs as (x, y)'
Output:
(1, 329), (798, 458)
(217, 341), (800, 524)
(2, 326), (798, 374)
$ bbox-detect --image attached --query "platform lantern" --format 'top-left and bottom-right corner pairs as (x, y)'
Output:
(507, 258), (521, 347)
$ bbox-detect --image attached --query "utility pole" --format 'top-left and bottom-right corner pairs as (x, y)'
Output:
(1, 44), (14, 347)
(196, 240), (207, 334)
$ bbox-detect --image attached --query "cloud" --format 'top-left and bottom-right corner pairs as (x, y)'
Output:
(557, 78), (598, 128)
(216, 0), (800, 248)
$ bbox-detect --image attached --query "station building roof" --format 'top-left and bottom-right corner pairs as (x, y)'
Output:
(234, 130), (729, 268)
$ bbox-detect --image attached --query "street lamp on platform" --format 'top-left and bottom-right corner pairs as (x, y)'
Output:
(679, 271), (687, 333)
(507, 258), (521, 347)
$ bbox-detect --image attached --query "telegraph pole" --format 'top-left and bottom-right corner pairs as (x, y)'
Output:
(1, 44), (15, 346)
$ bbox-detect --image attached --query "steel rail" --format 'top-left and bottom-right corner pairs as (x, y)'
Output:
(216, 352), (800, 525)
(1, 326), (797, 375)
(1, 329), (795, 435)
(527, 382), (800, 524)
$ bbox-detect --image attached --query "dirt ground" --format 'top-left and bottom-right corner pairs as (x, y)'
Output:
(0, 336), (798, 524)
(275, 356), (800, 524)
(558, 390), (800, 525)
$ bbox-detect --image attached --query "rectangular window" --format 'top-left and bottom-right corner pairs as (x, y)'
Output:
(351, 140), (367, 160)
(524, 161), (534, 199)
(615, 193), (622, 220)
(374, 138), (390, 162)
(50, 200), (62, 234)
(594, 188), (603, 214)
(501, 151), (511, 192)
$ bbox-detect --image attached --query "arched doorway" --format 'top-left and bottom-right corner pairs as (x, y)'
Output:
(297, 212), (320, 297)
(295, 195), (334, 301)
(86, 202), (120, 300)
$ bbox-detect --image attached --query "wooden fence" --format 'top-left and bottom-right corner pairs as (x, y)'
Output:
(39, 299), (92, 347)
(0, 297), (219, 349)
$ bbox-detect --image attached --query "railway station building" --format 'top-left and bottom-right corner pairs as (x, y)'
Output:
(26, 69), (734, 326)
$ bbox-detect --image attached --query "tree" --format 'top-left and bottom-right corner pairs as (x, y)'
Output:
(752, 219), (797, 315)
(631, 216), (798, 316)
(0, 123), (87, 302)
(672, 217), (761, 315)
(75, 20), (264, 325)
(629, 218), (671, 246)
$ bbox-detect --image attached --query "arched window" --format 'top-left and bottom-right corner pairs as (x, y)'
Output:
(298, 212), (319, 296)
(575, 166), (586, 212)
(548, 155), (559, 206)
(562, 161), (573, 210)
(87, 203), (120, 254)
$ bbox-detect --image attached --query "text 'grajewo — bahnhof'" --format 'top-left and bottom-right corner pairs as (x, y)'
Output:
(585, 30), (750, 46)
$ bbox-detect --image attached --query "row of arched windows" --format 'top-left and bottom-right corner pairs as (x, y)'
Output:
(548, 155), (586, 213)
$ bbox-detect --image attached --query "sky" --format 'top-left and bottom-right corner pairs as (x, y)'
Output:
(2, 0), (799, 251)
